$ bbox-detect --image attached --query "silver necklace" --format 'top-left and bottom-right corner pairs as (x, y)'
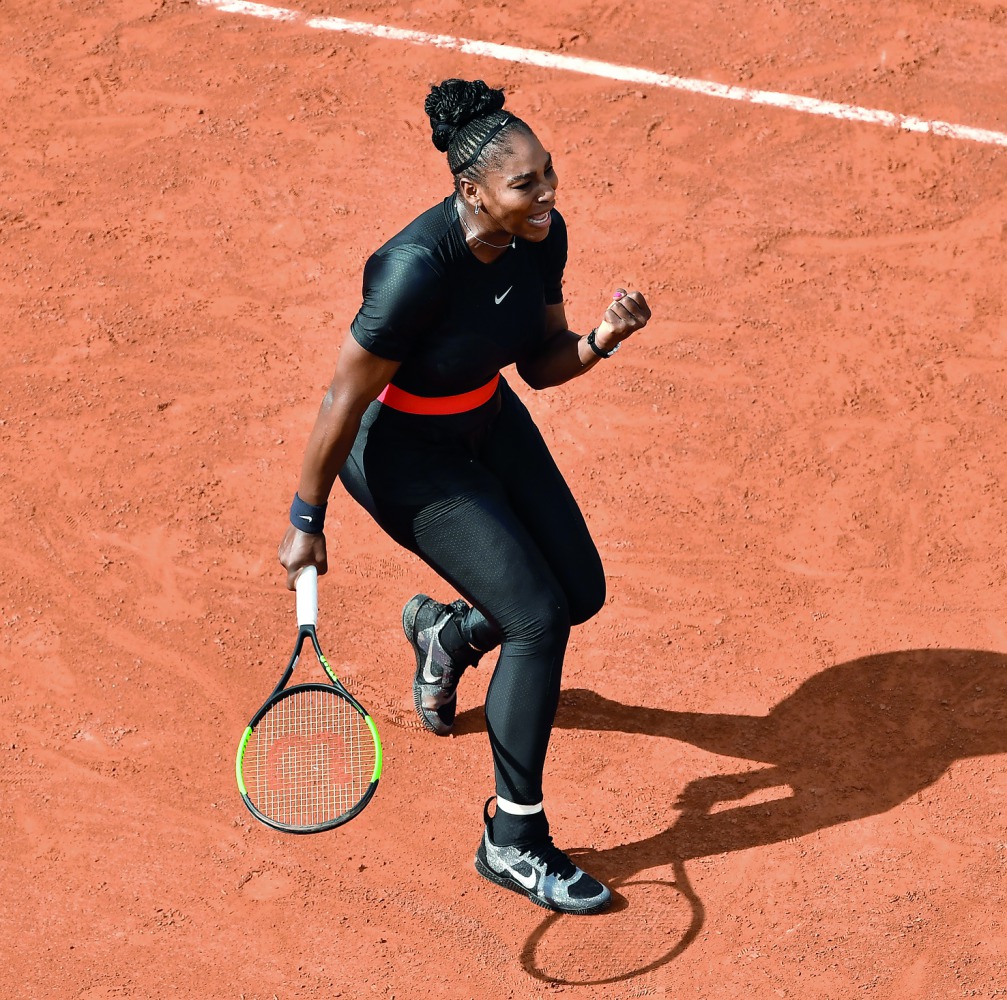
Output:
(459, 206), (516, 251)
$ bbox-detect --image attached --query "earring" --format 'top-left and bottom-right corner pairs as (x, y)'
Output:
(474, 202), (481, 215)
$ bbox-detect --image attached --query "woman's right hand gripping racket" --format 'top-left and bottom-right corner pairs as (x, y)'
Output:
(236, 566), (383, 833)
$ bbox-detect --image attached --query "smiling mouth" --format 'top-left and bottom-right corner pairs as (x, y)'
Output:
(528, 211), (552, 226)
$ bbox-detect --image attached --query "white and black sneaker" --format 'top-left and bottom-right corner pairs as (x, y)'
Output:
(403, 594), (482, 736)
(474, 799), (612, 915)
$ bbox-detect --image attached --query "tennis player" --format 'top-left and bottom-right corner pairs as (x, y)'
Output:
(279, 78), (650, 914)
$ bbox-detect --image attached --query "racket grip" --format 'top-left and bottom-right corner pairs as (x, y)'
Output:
(295, 565), (319, 627)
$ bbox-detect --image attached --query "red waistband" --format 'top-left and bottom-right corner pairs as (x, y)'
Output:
(376, 374), (500, 415)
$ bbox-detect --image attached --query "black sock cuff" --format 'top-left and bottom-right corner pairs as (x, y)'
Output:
(461, 607), (501, 653)
(490, 806), (550, 847)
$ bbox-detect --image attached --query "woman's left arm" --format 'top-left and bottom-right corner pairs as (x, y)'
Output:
(517, 288), (651, 390)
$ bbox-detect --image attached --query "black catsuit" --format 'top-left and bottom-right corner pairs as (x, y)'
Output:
(339, 196), (605, 807)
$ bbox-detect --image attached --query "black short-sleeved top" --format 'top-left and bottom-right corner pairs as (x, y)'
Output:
(350, 195), (567, 397)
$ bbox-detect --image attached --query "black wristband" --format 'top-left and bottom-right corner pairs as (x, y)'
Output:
(290, 492), (327, 534)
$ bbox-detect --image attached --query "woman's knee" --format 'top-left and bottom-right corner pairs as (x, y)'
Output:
(567, 573), (606, 627)
(499, 590), (572, 653)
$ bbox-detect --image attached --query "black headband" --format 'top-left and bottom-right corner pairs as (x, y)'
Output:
(450, 115), (512, 175)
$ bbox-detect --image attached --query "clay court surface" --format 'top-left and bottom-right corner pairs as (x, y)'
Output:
(4, 0), (1007, 996)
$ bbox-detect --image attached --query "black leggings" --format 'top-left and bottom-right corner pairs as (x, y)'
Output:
(339, 381), (605, 805)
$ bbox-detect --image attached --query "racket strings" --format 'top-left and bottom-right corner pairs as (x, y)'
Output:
(244, 688), (376, 828)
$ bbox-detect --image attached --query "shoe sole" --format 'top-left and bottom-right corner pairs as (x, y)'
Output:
(402, 595), (452, 736)
(473, 852), (612, 916)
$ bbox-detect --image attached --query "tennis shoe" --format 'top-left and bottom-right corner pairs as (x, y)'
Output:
(403, 594), (481, 735)
(474, 800), (612, 915)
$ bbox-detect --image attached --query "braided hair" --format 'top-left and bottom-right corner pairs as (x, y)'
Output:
(425, 79), (530, 183)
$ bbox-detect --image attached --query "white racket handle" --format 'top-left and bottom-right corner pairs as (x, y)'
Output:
(295, 565), (319, 627)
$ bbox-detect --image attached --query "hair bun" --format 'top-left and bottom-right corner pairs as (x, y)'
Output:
(425, 79), (506, 151)
(431, 121), (455, 150)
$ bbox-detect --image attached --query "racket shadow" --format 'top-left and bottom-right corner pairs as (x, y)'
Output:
(519, 860), (705, 987)
(508, 647), (1007, 985)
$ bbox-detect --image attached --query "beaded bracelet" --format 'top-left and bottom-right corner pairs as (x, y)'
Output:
(586, 328), (621, 359)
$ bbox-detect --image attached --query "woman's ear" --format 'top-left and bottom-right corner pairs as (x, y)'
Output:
(457, 177), (480, 210)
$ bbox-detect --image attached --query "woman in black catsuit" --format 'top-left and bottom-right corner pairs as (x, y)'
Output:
(278, 79), (651, 915)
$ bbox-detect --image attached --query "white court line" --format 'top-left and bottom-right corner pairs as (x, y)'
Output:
(198, 0), (1007, 148)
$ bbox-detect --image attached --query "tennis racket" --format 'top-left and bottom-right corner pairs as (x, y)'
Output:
(236, 566), (382, 833)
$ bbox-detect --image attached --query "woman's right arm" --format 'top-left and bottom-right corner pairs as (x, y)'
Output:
(278, 334), (400, 588)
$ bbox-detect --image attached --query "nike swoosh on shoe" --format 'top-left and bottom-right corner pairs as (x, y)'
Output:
(503, 864), (538, 890)
(420, 613), (453, 684)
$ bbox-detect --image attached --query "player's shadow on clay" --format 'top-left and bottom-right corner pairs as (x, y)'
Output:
(552, 647), (1007, 879)
(491, 647), (1007, 986)
(452, 648), (1007, 984)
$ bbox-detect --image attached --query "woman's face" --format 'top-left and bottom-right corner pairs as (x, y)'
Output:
(467, 129), (558, 243)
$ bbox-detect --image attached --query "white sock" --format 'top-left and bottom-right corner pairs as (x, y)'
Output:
(496, 796), (543, 816)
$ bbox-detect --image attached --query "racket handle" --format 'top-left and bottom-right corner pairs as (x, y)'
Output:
(295, 565), (319, 627)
